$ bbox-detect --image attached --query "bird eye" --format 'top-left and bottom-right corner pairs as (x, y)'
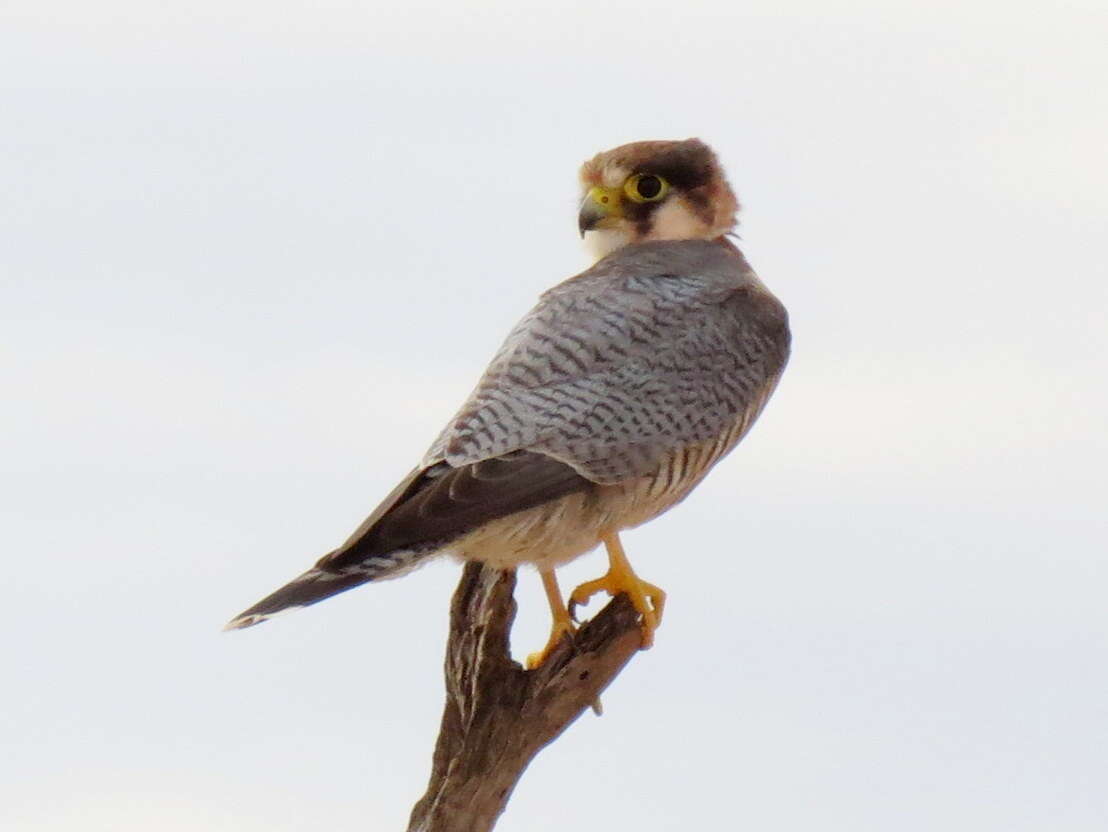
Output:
(624, 174), (669, 203)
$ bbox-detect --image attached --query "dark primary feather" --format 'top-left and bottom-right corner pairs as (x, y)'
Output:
(226, 239), (789, 630)
(224, 452), (590, 628)
(320, 451), (591, 574)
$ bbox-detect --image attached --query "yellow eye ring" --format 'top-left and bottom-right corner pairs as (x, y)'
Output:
(624, 173), (669, 203)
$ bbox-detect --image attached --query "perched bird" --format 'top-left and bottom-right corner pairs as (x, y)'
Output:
(225, 138), (790, 665)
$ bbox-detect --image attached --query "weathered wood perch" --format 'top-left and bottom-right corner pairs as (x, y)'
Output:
(407, 562), (644, 832)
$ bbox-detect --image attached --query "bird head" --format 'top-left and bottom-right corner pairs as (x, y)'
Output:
(577, 138), (739, 259)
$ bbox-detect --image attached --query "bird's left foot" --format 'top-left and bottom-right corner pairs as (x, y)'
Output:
(525, 616), (576, 669)
(568, 533), (666, 649)
(526, 569), (577, 669)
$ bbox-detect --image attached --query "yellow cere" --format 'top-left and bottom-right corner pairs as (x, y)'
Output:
(587, 185), (623, 215)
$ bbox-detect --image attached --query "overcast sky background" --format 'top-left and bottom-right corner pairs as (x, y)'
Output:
(3, 1), (1107, 830)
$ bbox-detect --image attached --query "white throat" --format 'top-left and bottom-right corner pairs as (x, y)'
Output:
(583, 228), (631, 262)
(583, 199), (727, 262)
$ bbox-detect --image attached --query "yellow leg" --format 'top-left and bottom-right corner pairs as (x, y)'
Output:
(525, 569), (576, 669)
(569, 532), (666, 649)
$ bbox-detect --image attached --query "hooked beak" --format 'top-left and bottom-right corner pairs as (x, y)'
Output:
(578, 186), (622, 237)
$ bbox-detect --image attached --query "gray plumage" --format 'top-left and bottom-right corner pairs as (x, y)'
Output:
(427, 239), (788, 482)
(225, 237), (788, 630)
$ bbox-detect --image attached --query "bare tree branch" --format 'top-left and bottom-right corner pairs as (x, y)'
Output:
(407, 562), (643, 832)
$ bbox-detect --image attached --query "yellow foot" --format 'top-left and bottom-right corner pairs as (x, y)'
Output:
(568, 532), (667, 649)
(525, 619), (576, 669)
(525, 568), (576, 669)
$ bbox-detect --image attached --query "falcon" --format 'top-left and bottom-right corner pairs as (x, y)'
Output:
(226, 138), (790, 666)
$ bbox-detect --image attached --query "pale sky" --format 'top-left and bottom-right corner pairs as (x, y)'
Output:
(3, 1), (1107, 830)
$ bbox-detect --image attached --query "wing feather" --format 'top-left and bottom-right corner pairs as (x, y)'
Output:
(320, 452), (590, 573)
(425, 239), (790, 483)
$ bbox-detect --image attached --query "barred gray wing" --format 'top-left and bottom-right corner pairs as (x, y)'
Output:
(426, 242), (790, 484)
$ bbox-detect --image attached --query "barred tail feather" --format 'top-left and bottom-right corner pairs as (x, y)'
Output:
(223, 548), (435, 631)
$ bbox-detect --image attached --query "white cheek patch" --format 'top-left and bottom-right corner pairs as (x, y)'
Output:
(645, 199), (711, 241)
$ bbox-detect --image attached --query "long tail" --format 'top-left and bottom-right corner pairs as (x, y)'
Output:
(224, 452), (588, 631)
(223, 547), (434, 631)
